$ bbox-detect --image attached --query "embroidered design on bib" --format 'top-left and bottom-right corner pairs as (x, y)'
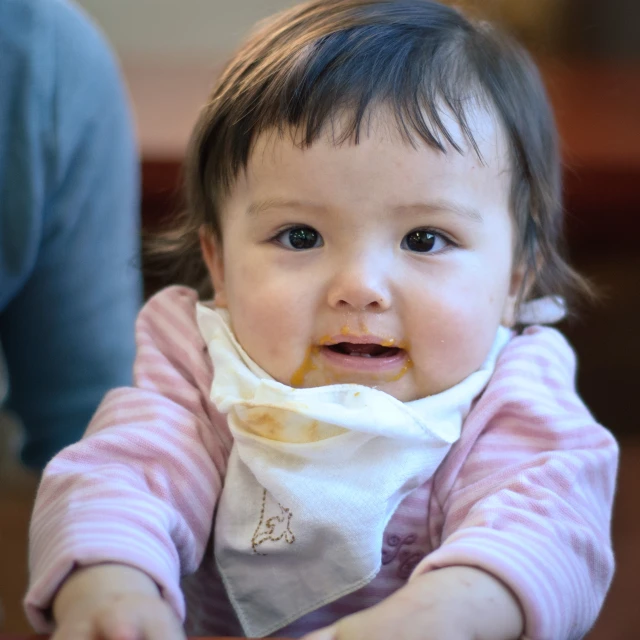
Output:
(251, 488), (296, 555)
(381, 533), (424, 579)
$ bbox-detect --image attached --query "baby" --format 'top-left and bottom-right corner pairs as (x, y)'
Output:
(26, 1), (618, 639)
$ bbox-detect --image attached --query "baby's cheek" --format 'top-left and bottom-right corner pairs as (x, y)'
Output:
(409, 296), (493, 390)
(235, 302), (297, 372)
(444, 309), (501, 374)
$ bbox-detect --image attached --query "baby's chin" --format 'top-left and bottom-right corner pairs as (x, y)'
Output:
(287, 367), (425, 402)
(291, 364), (483, 403)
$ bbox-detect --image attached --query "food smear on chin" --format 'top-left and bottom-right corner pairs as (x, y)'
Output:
(387, 357), (414, 382)
(290, 345), (320, 387)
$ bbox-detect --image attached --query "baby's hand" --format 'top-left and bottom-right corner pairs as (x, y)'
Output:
(52, 564), (185, 640)
(303, 566), (523, 640)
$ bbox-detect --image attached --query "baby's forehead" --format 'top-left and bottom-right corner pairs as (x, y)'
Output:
(223, 107), (513, 229)
(250, 101), (511, 173)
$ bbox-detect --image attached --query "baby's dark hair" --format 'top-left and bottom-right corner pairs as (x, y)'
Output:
(150, 0), (589, 310)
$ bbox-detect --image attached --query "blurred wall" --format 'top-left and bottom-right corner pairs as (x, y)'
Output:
(75, 0), (298, 62)
(563, 0), (640, 59)
(76, 0), (639, 63)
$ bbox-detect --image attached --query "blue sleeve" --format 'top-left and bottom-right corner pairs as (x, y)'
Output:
(0, 0), (142, 469)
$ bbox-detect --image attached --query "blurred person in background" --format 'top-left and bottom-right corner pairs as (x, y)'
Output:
(0, 0), (141, 471)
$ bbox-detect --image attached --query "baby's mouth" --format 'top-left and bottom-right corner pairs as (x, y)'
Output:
(314, 339), (410, 379)
(325, 343), (402, 358)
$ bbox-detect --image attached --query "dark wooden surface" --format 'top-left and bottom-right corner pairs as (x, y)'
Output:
(0, 637), (287, 640)
(140, 63), (640, 252)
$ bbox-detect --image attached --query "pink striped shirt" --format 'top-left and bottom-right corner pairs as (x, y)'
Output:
(25, 286), (618, 639)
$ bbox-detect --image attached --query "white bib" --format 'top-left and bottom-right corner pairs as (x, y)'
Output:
(196, 304), (512, 637)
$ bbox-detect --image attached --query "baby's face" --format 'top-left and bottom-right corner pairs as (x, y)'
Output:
(202, 107), (521, 401)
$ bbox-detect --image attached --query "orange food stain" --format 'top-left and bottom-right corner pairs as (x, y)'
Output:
(387, 358), (414, 382)
(307, 420), (320, 442)
(244, 410), (286, 441)
(290, 346), (319, 387)
(242, 410), (326, 443)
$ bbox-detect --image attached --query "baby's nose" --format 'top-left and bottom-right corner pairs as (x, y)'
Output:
(326, 254), (391, 312)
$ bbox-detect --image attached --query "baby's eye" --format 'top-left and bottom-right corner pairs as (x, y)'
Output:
(402, 229), (450, 253)
(274, 226), (323, 250)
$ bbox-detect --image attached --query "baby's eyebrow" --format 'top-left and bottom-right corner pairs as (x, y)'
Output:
(247, 197), (328, 217)
(393, 200), (484, 224)
(247, 196), (484, 224)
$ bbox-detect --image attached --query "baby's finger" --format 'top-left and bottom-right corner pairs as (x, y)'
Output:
(140, 609), (186, 640)
(302, 625), (338, 640)
(51, 620), (95, 640)
(95, 611), (144, 640)
(95, 605), (184, 640)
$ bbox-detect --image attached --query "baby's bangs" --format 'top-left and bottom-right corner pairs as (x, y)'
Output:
(257, 26), (488, 159)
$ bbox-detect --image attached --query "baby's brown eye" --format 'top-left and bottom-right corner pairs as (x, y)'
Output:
(407, 230), (434, 252)
(290, 228), (318, 249)
(277, 226), (322, 250)
(402, 229), (447, 253)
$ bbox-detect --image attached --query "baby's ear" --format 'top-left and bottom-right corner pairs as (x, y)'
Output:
(199, 227), (227, 307)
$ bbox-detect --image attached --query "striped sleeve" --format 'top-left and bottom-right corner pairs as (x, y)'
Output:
(25, 286), (232, 632)
(411, 326), (618, 640)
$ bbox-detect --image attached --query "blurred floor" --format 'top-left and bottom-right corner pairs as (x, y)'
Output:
(1, 247), (638, 637)
(0, 414), (38, 634)
(588, 438), (640, 639)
